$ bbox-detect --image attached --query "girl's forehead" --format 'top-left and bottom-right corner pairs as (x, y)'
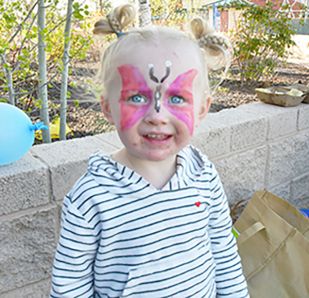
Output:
(112, 38), (203, 80)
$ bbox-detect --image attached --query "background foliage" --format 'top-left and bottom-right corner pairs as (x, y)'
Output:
(0, 0), (94, 112)
(227, 1), (297, 84)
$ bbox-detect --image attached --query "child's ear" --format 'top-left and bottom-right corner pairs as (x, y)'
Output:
(198, 97), (212, 121)
(100, 96), (114, 124)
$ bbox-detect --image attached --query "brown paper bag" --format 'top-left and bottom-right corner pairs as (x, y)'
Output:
(234, 190), (309, 297)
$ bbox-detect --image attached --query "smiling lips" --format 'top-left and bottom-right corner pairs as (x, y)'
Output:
(143, 133), (172, 142)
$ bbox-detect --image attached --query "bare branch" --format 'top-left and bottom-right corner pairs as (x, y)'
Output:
(7, 0), (39, 44)
(13, 11), (39, 73)
(0, 53), (15, 105)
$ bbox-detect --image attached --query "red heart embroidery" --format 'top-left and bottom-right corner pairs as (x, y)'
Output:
(195, 201), (201, 207)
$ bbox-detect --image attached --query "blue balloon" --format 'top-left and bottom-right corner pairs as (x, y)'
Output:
(0, 103), (46, 166)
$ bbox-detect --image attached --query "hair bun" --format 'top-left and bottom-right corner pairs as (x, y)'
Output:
(93, 4), (136, 35)
(190, 17), (214, 40)
(190, 17), (232, 71)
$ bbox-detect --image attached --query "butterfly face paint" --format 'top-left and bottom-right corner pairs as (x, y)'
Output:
(148, 61), (172, 113)
(118, 65), (153, 130)
(164, 69), (198, 135)
(118, 63), (198, 135)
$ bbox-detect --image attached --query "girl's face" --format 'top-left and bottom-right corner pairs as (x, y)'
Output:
(101, 38), (210, 162)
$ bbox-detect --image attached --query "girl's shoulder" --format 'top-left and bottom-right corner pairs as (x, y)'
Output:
(184, 145), (216, 173)
(66, 152), (116, 203)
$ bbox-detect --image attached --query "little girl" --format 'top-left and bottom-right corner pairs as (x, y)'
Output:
(50, 4), (249, 298)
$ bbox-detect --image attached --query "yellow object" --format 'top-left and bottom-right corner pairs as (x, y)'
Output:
(35, 117), (72, 140)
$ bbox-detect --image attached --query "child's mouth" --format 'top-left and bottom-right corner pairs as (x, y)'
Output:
(143, 133), (172, 142)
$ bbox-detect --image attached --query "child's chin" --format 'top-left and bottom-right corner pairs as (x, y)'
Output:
(142, 151), (177, 162)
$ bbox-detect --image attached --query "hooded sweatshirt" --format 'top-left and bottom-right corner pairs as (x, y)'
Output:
(50, 145), (249, 298)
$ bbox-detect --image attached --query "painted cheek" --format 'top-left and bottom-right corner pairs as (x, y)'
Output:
(120, 105), (149, 130)
(169, 105), (194, 135)
(164, 69), (197, 135)
(118, 65), (153, 130)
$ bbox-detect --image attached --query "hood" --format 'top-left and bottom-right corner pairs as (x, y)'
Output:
(87, 145), (209, 195)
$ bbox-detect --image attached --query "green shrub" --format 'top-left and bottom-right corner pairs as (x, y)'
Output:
(228, 1), (296, 83)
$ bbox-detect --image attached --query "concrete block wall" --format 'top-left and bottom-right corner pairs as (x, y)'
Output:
(192, 103), (309, 207)
(0, 102), (308, 296)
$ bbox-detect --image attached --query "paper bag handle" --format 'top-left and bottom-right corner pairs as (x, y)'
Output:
(238, 222), (265, 245)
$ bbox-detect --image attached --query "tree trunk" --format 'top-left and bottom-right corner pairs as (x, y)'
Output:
(38, 0), (51, 143)
(138, 0), (152, 27)
(59, 0), (73, 140)
(0, 54), (15, 105)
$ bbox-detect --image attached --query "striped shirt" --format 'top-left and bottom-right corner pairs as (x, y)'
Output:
(50, 145), (249, 298)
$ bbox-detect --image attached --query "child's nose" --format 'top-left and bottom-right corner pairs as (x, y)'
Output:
(144, 104), (169, 126)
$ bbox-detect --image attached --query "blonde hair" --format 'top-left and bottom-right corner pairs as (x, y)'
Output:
(93, 4), (136, 36)
(93, 4), (232, 97)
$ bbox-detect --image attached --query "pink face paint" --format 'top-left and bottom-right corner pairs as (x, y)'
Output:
(118, 65), (153, 130)
(164, 69), (198, 135)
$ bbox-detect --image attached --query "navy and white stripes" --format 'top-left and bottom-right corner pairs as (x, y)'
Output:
(50, 146), (249, 297)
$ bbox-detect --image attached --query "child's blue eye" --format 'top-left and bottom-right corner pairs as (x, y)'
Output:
(128, 94), (147, 104)
(169, 96), (185, 105)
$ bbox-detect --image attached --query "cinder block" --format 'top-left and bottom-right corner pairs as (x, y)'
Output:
(213, 146), (267, 203)
(0, 153), (50, 216)
(266, 131), (309, 187)
(291, 173), (309, 208)
(298, 104), (309, 130)
(31, 135), (116, 201)
(0, 207), (57, 294)
(1, 279), (51, 298)
(95, 131), (123, 149)
(267, 182), (291, 202)
(238, 102), (298, 140)
(192, 115), (230, 158)
(268, 109), (298, 139)
(210, 106), (267, 152)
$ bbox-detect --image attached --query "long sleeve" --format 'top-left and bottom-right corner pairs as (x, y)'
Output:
(50, 195), (99, 298)
(208, 166), (249, 297)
